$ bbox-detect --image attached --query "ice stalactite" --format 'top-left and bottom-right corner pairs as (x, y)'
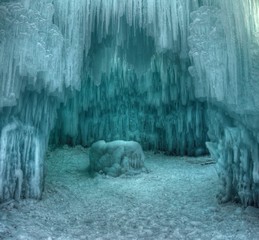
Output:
(189, 0), (259, 115)
(51, 52), (207, 155)
(53, 0), (194, 60)
(0, 0), (204, 203)
(0, 90), (59, 203)
(206, 109), (259, 207)
(1, 0), (259, 207)
(0, 1), (63, 108)
(189, 0), (259, 206)
(50, 1), (207, 155)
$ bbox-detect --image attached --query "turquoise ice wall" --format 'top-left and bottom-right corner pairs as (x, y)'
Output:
(189, 1), (259, 206)
(0, 0), (259, 206)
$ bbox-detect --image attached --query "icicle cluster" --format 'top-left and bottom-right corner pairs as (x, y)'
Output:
(0, 122), (44, 201)
(0, 0), (195, 106)
(47, 0), (208, 154)
(189, 0), (259, 115)
(188, 0), (259, 206)
(1, 0), (259, 207)
(51, 54), (207, 155)
(0, 0), (199, 203)
(0, 1), (63, 108)
(206, 109), (259, 206)
(53, 0), (192, 57)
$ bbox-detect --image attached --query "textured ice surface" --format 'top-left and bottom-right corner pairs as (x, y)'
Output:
(0, 90), (58, 203)
(2, 147), (259, 240)
(51, 54), (207, 155)
(0, 122), (43, 202)
(206, 108), (259, 207)
(188, 0), (259, 206)
(0, 1), (63, 108)
(0, 0), (259, 207)
(189, 0), (259, 115)
(89, 140), (146, 177)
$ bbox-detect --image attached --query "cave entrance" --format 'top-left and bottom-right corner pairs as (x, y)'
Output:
(41, 144), (221, 239)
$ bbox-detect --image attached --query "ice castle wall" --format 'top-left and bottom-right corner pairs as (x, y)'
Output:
(189, 0), (259, 206)
(51, 55), (207, 156)
(0, 0), (259, 206)
(1, 0), (204, 203)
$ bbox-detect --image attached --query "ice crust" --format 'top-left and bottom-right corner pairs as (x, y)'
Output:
(89, 140), (145, 177)
(0, 0), (259, 206)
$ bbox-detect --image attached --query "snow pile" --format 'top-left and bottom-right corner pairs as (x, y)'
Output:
(89, 140), (146, 177)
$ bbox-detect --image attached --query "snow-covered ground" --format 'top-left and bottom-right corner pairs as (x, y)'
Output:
(1, 146), (259, 240)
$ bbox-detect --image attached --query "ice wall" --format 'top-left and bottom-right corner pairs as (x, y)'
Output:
(0, 1), (64, 107)
(189, 0), (259, 206)
(51, 53), (207, 156)
(0, 89), (59, 202)
(1, 0), (258, 207)
(0, 0), (207, 203)
(0, 1), (62, 202)
(50, 0), (208, 156)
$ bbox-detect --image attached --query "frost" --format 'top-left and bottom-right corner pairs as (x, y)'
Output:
(89, 140), (146, 177)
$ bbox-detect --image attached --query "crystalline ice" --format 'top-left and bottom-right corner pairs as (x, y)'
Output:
(189, 0), (259, 206)
(0, 121), (44, 202)
(0, 0), (259, 207)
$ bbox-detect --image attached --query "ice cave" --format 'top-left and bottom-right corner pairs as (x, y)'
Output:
(1, 0), (259, 239)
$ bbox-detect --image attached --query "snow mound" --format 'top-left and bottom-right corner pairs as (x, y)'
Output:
(89, 140), (146, 177)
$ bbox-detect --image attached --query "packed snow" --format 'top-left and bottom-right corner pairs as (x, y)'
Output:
(1, 146), (259, 240)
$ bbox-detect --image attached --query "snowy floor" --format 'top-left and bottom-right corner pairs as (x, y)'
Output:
(1, 146), (259, 240)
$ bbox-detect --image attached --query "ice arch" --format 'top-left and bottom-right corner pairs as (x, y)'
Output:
(0, 0), (259, 207)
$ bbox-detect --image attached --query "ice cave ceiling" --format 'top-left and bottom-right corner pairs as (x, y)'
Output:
(0, 0), (259, 207)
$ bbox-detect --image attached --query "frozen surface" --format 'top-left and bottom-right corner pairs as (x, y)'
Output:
(1, 146), (259, 240)
(89, 140), (146, 177)
(0, 91), (59, 204)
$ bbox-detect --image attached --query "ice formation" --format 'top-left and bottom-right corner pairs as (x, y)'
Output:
(89, 140), (146, 177)
(189, 0), (259, 206)
(0, 0), (259, 207)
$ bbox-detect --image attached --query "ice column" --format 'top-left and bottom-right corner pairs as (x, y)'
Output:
(188, 0), (259, 206)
